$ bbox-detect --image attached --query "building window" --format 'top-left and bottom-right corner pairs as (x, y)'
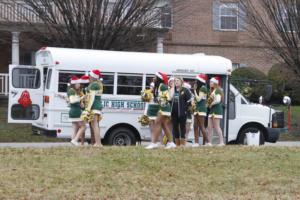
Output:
(161, 5), (172, 29)
(213, 1), (245, 31)
(279, 4), (297, 32)
(232, 63), (240, 70)
(220, 3), (238, 30)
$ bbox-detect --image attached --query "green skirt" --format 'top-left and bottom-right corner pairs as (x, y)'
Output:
(209, 103), (223, 119)
(69, 103), (82, 122)
(145, 103), (160, 120)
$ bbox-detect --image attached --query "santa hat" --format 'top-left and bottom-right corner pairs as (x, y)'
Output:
(215, 76), (222, 86)
(70, 76), (80, 84)
(168, 76), (175, 84)
(196, 74), (207, 84)
(89, 69), (102, 79)
(183, 82), (192, 89)
(210, 77), (219, 85)
(156, 72), (168, 85)
(80, 75), (90, 84)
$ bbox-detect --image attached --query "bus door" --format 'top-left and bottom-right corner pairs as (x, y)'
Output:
(8, 65), (44, 123)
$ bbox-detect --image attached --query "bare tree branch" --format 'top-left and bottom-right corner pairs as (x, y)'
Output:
(241, 0), (300, 75)
(2, 0), (174, 51)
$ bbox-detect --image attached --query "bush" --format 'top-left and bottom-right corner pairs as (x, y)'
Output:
(232, 67), (267, 80)
(231, 67), (270, 103)
(268, 63), (300, 104)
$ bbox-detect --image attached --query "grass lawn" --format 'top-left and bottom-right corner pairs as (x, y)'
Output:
(0, 146), (300, 199)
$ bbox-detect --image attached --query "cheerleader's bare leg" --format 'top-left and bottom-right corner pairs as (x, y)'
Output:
(213, 118), (224, 145)
(92, 115), (102, 146)
(72, 122), (79, 140)
(207, 117), (214, 144)
(198, 116), (209, 145)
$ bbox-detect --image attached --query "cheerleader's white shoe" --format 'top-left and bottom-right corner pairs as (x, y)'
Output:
(204, 143), (212, 147)
(192, 143), (200, 148)
(145, 143), (159, 150)
(217, 143), (225, 147)
(165, 142), (176, 149)
(71, 139), (80, 146)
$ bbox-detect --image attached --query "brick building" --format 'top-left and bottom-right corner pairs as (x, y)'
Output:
(163, 0), (278, 73)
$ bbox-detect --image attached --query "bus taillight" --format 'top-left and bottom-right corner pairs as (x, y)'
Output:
(44, 96), (50, 103)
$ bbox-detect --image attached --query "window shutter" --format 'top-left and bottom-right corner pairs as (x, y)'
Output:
(238, 2), (247, 31)
(212, 0), (220, 30)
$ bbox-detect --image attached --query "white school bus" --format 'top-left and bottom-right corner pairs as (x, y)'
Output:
(8, 47), (283, 145)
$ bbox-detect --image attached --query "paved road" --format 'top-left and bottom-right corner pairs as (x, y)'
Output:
(0, 141), (300, 148)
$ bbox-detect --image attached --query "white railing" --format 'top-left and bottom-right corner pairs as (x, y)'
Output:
(0, 73), (9, 96)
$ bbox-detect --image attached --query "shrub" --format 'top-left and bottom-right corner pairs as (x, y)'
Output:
(231, 67), (270, 103)
(268, 63), (300, 104)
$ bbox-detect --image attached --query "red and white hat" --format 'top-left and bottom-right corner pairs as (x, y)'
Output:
(89, 69), (102, 79)
(210, 77), (219, 85)
(184, 82), (192, 89)
(80, 75), (90, 84)
(156, 72), (168, 85)
(168, 76), (175, 85)
(196, 74), (207, 83)
(70, 76), (80, 84)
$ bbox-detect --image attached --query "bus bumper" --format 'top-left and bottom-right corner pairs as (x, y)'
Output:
(265, 128), (280, 143)
(32, 125), (57, 138)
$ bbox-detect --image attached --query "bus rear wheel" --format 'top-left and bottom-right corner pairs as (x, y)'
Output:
(237, 126), (265, 145)
(107, 127), (136, 146)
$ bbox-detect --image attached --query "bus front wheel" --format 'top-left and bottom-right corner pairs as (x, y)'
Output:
(107, 127), (136, 146)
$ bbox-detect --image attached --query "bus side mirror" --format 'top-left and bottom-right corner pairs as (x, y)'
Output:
(283, 96), (291, 106)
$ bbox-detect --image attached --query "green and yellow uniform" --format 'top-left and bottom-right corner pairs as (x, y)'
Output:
(67, 88), (82, 122)
(209, 88), (223, 119)
(87, 81), (103, 115)
(158, 83), (171, 116)
(194, 85), (208, 116)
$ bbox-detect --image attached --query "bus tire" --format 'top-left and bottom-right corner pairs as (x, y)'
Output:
(237, 126), (265, 145)
(107, 127), (136, 146)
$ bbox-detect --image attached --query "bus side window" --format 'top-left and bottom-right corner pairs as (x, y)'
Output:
(58, 71), (85, 93)
(229, 91), (236, 119)
(46, 69), (52, 90)
(102, 73), (114, 94)
(146, 75), (155, 89)
(117, 74), (143, 95)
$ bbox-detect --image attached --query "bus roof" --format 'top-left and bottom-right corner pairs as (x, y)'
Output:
(36, 47), (232, 76)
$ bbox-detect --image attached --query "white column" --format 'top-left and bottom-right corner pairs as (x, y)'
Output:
(156, 37), (164, 53)
(12, 32), (20, 65)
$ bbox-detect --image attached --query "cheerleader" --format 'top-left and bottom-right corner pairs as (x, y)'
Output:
(145, 72), (176, 149)
(207, 77), (225, 146)
(82, 70), (104, 147)
(79, 75), (93, 145)
(69, 76), (86, 146)
(192, 74), (209, 147)
(141, 82), (160, 141)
